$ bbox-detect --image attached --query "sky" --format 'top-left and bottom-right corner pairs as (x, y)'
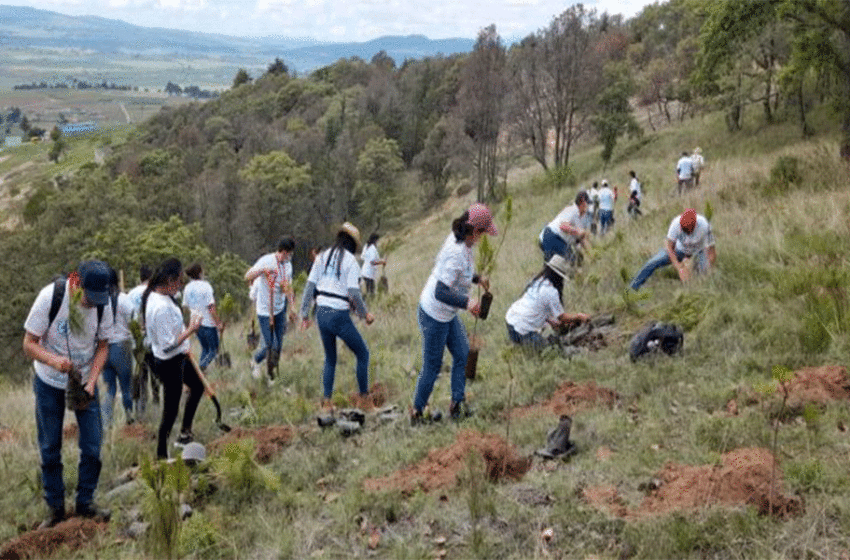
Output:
(5, 0), (655, 42)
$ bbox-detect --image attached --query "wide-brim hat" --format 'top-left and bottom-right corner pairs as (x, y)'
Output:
(546, 255), (571, 278)
(339, 222), (361, 250)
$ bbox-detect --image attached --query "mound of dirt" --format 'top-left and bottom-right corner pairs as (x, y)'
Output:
(513, 381), (620, 418)
(363, 430), (531, 495)
(726, 366), (850, 417)
(0, 518), (106, 560)
(349, 382), (389, 411)
(582, 448), (804, 520)
(209, 425), (296, 464)
(119, 424), (155, 441)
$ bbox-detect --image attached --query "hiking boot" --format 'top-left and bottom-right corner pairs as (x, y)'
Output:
(38, 506), (65, 530)
(75, 502), (111, 522)
(176, 431), (194, 445)
(449, 401), (473, 421)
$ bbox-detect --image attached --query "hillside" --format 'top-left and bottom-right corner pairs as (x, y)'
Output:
(0, 104), (849, 558)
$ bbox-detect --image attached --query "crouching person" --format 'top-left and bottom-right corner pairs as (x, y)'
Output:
(505, 255), (589, 350)
(23, 261), (114, 529)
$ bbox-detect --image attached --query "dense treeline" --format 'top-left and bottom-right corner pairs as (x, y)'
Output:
(4, 0), (848, 381)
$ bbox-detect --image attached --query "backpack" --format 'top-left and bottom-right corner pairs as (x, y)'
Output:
(629, 322), (683, 361)
(47, 277), (115, 333)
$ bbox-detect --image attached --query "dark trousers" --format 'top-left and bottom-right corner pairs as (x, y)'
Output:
(154, 354), (204, 459)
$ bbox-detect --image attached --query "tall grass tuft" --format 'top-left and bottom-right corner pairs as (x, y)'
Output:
(140, 457), (190, 560)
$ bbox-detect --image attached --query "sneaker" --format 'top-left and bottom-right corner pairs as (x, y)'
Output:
(176, 431), (194, 445)
(449, 401), (473, 421)
(75, 502), (111, 522)
(251, 361), (262, 379)
(38, 506), (65, 530)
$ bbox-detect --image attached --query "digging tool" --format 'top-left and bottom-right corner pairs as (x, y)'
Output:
(378, 262), (388, 293)
(186, 353), (231, 432)
(266, 270), (277, 380)
(246, 317), (259, 350)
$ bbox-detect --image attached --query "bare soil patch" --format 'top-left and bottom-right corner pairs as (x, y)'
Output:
(363, 430), (531, 495)
(582, 448), (803, 520)
(0, 518), (106, 559)
(349, 381), (389, 411)
(119, 423), (155, 441)
(513, 380), (620, 418)
(726, 365), (850, 416)
(62, 423), (77, 440)
(209, 425), (296, 464)
(0, 428), (16, 444)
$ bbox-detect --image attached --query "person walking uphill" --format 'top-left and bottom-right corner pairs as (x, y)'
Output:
(299, 223), (374, 409)
(360, 233), (386, 297)
(676, 151), (694, 195)
(539, 190), (591, 263)
(142, 258), (203, 459)
(630, 208), (716, 291)
(183, 263), (223, 372)
(244, 238), (296, 381)
(23, 260), (114, 529)
(101, 267), (136, 427)
(412, 203), (497, 424)
(505, 255), (590, 350)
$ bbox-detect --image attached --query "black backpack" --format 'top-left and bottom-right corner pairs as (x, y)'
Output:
(629, 322), (683, 361)
(47, 277), (115, 333)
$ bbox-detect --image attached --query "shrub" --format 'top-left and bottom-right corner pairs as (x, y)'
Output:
(764, 156), (802, 195)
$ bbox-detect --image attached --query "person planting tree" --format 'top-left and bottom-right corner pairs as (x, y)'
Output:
(411, 203), (497, 424)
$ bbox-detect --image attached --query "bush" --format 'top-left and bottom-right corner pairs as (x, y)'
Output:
(764, 156), (802, 195)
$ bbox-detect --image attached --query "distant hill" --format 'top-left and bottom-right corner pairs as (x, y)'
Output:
(0, 5), (474, 72)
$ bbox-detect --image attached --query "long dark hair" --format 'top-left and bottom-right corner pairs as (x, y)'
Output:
(323, 231), (357, 279)
(451, 211), (474, 242)
(141, 257), (183, 320)
(523, 265), (564, 304)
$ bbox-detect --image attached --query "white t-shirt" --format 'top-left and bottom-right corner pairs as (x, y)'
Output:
(247, 253), (291, 317)
(183, 279), (216, 327)
(108, 292), (135, 344)
(505, 277), (565, 336)
(544, 204), (584, 243)
(420, 234), (474, 323)
(667, 214), (715, 256)
(588, 187), (599, 213)
(24, 280), (114, 389)
(597, 187), (615, 211)
(145, 291), (190, 361)
(127, 283), (146, 319)
(308, 247), (361, 311)
(677, 156), (694, 180)
(629, 178), (642, 202)
(360, 244), (381, 280)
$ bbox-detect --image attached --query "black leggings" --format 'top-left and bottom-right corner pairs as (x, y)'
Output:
(154, 354), (204, 459)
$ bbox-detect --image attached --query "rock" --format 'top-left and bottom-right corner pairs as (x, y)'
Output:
(126, 521), (149, 539)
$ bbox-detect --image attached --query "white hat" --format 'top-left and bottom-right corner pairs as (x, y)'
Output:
(181, 442), (206, 464)
(546, 255), (571, 278)
(601, 179), (609, 187)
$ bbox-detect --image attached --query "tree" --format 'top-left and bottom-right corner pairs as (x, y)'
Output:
(507, 35), (551, 169)
(354, 137), (404, 230)
(266, 58), (289, 76)
(458, 24), (507, 202)
(232, 68), (252, 89)
(592, 62), (641, 166)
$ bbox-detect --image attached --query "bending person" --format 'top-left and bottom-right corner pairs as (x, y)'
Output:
(505, 255), (590, 350)
(412, 203), (497, 423)
(539, 190), (591, 263)
(142, 258), (203, 459)
(299, 223), (374, 410)
(630, 208), (716, 291)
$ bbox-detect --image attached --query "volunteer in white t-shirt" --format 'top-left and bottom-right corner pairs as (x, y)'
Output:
(597, 180), (617, 235)
(23, 260), (114, 528)
(183, 262), (222, 372)
(676, 151), (694, 195)
(692, 147), (705, 187)
(244, 238), (296, 380)
(627, 170), (642, 218)
(299, 223), (374, 409)
(539, 190), (591, 263)
(142, 258), (202, 459)
(630, 208), (716, 290)
(101, 267), (137, 427)
(412, 203), (497, 423)
(505, 255), (590, 349)
(359, 233), (386, 296)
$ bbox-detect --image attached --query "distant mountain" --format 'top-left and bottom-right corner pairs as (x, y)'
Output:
(0, 5), (474, 72)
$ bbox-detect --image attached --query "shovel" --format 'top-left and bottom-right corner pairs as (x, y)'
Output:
(378, 263), (388, 293)
(186, 353), (231, 432)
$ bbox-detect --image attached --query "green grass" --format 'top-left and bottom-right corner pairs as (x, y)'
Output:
(1, 105), (850, 558)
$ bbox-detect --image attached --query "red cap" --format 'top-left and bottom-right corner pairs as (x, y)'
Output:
(680, 208), (697, 231)
(467, 203), (498, 236)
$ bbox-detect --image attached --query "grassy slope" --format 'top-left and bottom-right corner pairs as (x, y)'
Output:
(1, 106), (849, 559)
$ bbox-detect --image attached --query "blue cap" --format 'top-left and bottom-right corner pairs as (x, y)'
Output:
(78, 261), (111, 306)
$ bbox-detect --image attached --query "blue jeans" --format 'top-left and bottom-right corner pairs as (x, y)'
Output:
(630, 248), (709, 290)
(254, 308), (286, 364)
(413, 306), (469, 412)
(316, 306), (370, 399)
(599, 210), (614, 235)
(101, 341), (133, 426)
(539, 226), (576, 263)
(196, 326), (219, 370)
(506, 322), (546, 350)
(34, 375), (102, 510)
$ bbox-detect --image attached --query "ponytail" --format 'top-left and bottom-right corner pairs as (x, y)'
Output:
(323, 232), (357, 279)
(141, 257), (183, 321)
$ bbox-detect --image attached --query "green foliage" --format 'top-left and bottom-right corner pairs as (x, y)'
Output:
(232, 68), (251, 88)
(786, 458), (826, 493)
(661, 292), (707, 331)
(211, 439), (281, 495)
(593, 62), (642, 165)
(178, 512), (220, 557)
(766, 156), (802, 195)
(354, 137), (405, 230)
(140, 457), (190, 559)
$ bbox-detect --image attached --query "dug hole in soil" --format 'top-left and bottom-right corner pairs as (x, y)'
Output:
(726, 365), (850, 417)
(209, 425), (296, 464)
(363, 430), (531, 495)
(0, 518), (107, 560)
(582, 447), (804, 520)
